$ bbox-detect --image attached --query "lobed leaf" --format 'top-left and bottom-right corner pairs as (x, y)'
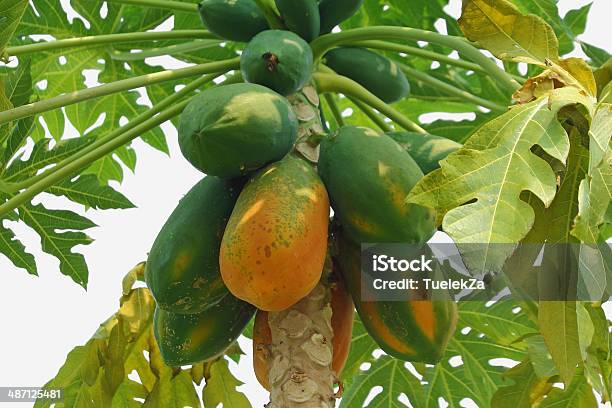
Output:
(407, 89), (591, 273)
(48, 174), (135, 210)
(19, 203), (95, 287)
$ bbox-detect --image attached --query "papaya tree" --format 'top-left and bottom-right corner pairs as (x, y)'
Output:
(0, 0), (610, 406)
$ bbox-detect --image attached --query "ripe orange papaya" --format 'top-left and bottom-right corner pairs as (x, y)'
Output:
(336, 234), (458, 363)
(220, 154), (330, 311)
(252, 279), (354, 389)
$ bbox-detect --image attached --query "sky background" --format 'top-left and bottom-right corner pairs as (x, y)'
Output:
(0, 0), (610, 407)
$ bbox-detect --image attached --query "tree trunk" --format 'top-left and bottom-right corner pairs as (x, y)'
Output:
(266, 85), (337, 407)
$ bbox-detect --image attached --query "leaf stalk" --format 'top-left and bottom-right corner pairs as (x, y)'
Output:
(6, 30), (216, 56)
(0, 58), (240, 125)
(310, 26), (521, 93)
(313, 72), (426, 134)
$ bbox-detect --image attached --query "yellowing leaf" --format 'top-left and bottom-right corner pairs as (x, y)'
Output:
(203, 358), (251, 408)
(490, 359), (552, 407)
(407, 89), (592, 273)
(459, 0), (559, 65)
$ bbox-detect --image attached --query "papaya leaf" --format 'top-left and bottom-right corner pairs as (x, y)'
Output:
(581, 43), (610, 67)
(19, 203), (95, 287)
(3, 136), (94, 181)
(0, 0), (29, 58)
(563, 3), (592, 38)
(507, 0), (573, 55)
(0, 78), (11, 145)
(47, 174), (135, 210)
(458, 0), (559, 65)
(423, 320), (526, 407)
(37, 266), (211, 407)
(407, 89), (594, 274)
(525, 335), (558, 378)
(539, 302), (581, 385)
(539, 368), (597, 408)
(0, 219), (37, 275)
(202, 357), (251, 408)
(342, 316), (379, 382)
(12, 0), (169, 162)
(340, 356), (425, 408)
(490, 359), (552, 408)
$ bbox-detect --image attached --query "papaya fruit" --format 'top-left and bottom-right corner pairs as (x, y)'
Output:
(387, 131), (461, 174)
(275, 0), (320, 42)
(220, 154), (330, 311)
(336, 234), (458, 363)
(324, 47), (410, 103)
(178, 83), (298, 178)
(241, 30), (314, 96)
(318, 126), (436, 244)
(145, 176), (242, 314)
(153, 294), (255, 366)
(252, 278), (354, 389)
(319, 0), (363, 33)
(198, 0), (268, 42)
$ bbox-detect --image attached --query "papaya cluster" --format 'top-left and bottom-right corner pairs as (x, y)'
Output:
(145, 0), (459, 384)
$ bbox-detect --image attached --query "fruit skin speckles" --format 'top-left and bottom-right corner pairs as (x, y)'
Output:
(198, 0), (268, 42)
(220, 154), (330, 312)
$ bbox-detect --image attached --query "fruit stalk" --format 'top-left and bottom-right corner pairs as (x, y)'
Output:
(266, 87), (336, 407)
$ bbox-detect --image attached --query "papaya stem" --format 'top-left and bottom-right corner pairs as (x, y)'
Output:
(347, 96), (392, 132)
(313, 72), (427, 134)
(109, 39), (222, 61)
(0, 99), (190, 218)
(253, 0), (285, 29)
(322, 93), (345, 128)
(2, 73), (230, 193)
(399, 63), (507, 112)
(0, 58), (240, 126)
(310, 26), (520, 93)
(350, 40), (525, 84)
(105, 0), (198, 12)
(6, 30), (216, 56)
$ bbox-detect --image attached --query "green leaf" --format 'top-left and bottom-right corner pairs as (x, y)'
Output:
(0, 219), (37, 275)
(0, 0), (29, 58)
(407, 90), (589, 273)
(145, 370), (201, 408)
(458, 0), (559, 65)
(539, 302), (581, 385)
(539, 368), (597, 407)
(564, 3), (592, 37)
(202, 358), (251, 408)
(48, 174), (135, 210)
(490, 359), (551, 407)
(19, 203), (95, 287)
(526, 335), (558, 378)
(581, 43), (610, 67)
(340, 356), (425, 408)
(342, 316), (379, 382)
(3, 136), (94, 181)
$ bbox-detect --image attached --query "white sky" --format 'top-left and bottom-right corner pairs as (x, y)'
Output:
(0, 0), (610, 407)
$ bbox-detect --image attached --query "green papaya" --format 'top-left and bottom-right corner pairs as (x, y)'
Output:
(145, 176), (242, 314)
(198, 0), (268, 42)
(241, 30), (313, 96)
(335, 234), (458, 363)
(318, 126), (436, 244)
(325, 47), (410, 103)
(387, 131), (461, 174)
(153, 294), (255, 366)
(319, 0), (363, 33)
(275, 0), (320, 42)
(178, 83), (298, 178)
